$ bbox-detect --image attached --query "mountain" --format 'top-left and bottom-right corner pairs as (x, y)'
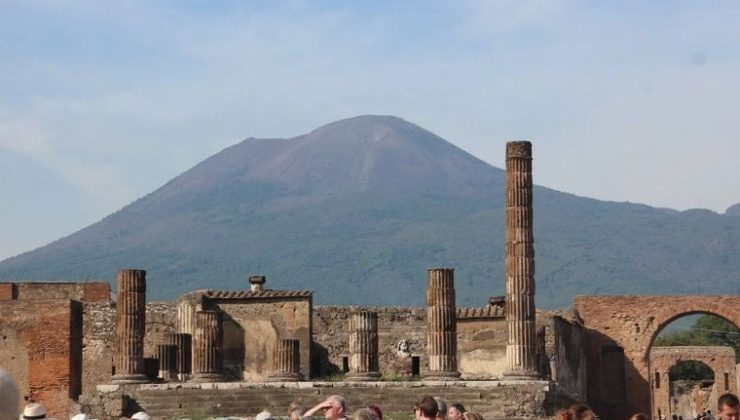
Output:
(1, 115), (739, 308)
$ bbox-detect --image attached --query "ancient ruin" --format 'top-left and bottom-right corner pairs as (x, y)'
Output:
(504, 141), (538, 379)
(1, 140), (738, 419)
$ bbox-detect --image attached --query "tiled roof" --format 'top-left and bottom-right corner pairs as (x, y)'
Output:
(456, 305), (505, 319)
(203, 289), (313, 300)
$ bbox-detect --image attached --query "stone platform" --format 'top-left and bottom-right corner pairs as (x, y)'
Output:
(81, 380), (568, 420)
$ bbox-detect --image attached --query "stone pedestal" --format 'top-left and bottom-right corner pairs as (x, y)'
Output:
(192, 310), (224, 382)
(156, 344), (177, 381)
(425, 268), (460, 380)
(266, 339), (303, 381)
(165, 333), (192, 381)
(504, 141), (539, 378)
(345, 311), (381, 381)
(112, 269), (149, 384)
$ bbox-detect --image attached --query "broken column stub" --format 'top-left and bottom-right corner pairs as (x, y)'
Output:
(425, 268), (460, 380)
(345, 310), (381, 381)
(266, 339), (303, 381)
(112, 269), (149, 384)
(192, 310), (225, 382)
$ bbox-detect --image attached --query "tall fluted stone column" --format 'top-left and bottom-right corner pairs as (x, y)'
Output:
(345, 311), (381, 381)
(266, 339), (303, 381)
(156, 344), (177, 381)
(192, 310), (225, 382)
(165, 332), (192, 381)
(425, 268), (460, 380)
(112, 269), (149, 383)
(504, 141), (539, 378)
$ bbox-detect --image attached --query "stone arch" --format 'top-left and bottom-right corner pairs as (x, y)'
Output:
(573, 295), (740, 418)
(649, 346), (737, 419)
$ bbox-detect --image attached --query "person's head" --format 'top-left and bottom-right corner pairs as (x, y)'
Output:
(448, 404), (466, 420)
(367, 404), (383, 420)
(352, 408), (379, 420)
(255, 410), (275, 420)
(415, 396), (438, 420)
(559, 405), (595, 420)
(325, 395), (347, 420)
(433, 397), (447, 420)
(289, 402), (306, 420)
(629, 414), (649, 420)
(718, 393), (739, 420)
(0, 370), (19, 420)
(21, 403), (47, 420)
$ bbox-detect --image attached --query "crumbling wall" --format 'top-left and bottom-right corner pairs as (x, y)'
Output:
(536, 313), (587, 402)
(0, 299), (82, 418)
(210, 298), (312, 381)
(0, 282), (109, 302)
(457, 317), (507, 379)
(312, 306), (427, 378)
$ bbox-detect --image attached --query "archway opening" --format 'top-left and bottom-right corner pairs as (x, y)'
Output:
(650, 314), (740, 420)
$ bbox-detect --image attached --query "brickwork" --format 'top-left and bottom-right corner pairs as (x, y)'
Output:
(573, 295), (740, 418)
(0, 299), (82, 418)
(0, 282), (109, 302)
(650, 346), (737, 419)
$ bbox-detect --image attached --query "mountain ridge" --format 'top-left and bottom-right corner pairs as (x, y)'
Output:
(1, 115), (738, 308)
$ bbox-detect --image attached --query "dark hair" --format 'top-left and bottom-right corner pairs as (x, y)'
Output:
(718, 393), (740, 410)
(451, 403), (466, 414)
(417, 396), (439, 418)
(559, 405), (593, 420)
(368, 404), (383, 420)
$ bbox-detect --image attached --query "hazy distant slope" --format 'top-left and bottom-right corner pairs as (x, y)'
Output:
(1, 115), (738, 307)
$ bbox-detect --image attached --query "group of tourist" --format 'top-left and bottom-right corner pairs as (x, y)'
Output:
(3, 368), (739, 419)
(253, 394), (485, 420)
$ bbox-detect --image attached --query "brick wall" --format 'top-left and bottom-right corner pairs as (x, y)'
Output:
(0, 299), (82, 418)
(0, 282), (110, 302)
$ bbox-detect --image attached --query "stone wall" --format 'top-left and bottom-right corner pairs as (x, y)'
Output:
(537, 313), (587, 402)
(573, 295), (740, 419)
(0, 282), (109, 302)
(0, 299), (83, 418)
(457, 317), (507, 379)
(208, 297), (312, 381)
(82, 302), (177, 394)
(312, 306), (427, 378)
(649, 346), (737, 419)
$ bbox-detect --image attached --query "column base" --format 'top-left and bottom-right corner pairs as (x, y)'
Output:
(111, 374), (149, 384)
(191, 372), (225, 382)
(265, 372), (304, 382)
(423, 371), (461, 381)
(344, 371), (381, 381)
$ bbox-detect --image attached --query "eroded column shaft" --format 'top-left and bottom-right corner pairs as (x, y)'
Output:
(193, 310), (224, 381)
(267, 339), (303, 381)
(113, 269), (148, 383)
(425, 268), (459, 379)
(165, 332), (192, 380)
(346, 311), (380, 380)
(156, 344), (177, 380)
(505, 141), (538, 377)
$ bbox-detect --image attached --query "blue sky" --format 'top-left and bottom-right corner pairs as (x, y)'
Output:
(1, 0), (740, 259)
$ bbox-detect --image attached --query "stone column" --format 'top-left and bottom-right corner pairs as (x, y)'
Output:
(192, 310), (225, 382)
(112, 269), (149, 383)
(156, 344), (177, 381)
(165, 333), (192, 381)
(345, 311), (381, 381)
(504, 141), (538, 378)
(425, 268), (460, 380)
(266, 339), (303, 381)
